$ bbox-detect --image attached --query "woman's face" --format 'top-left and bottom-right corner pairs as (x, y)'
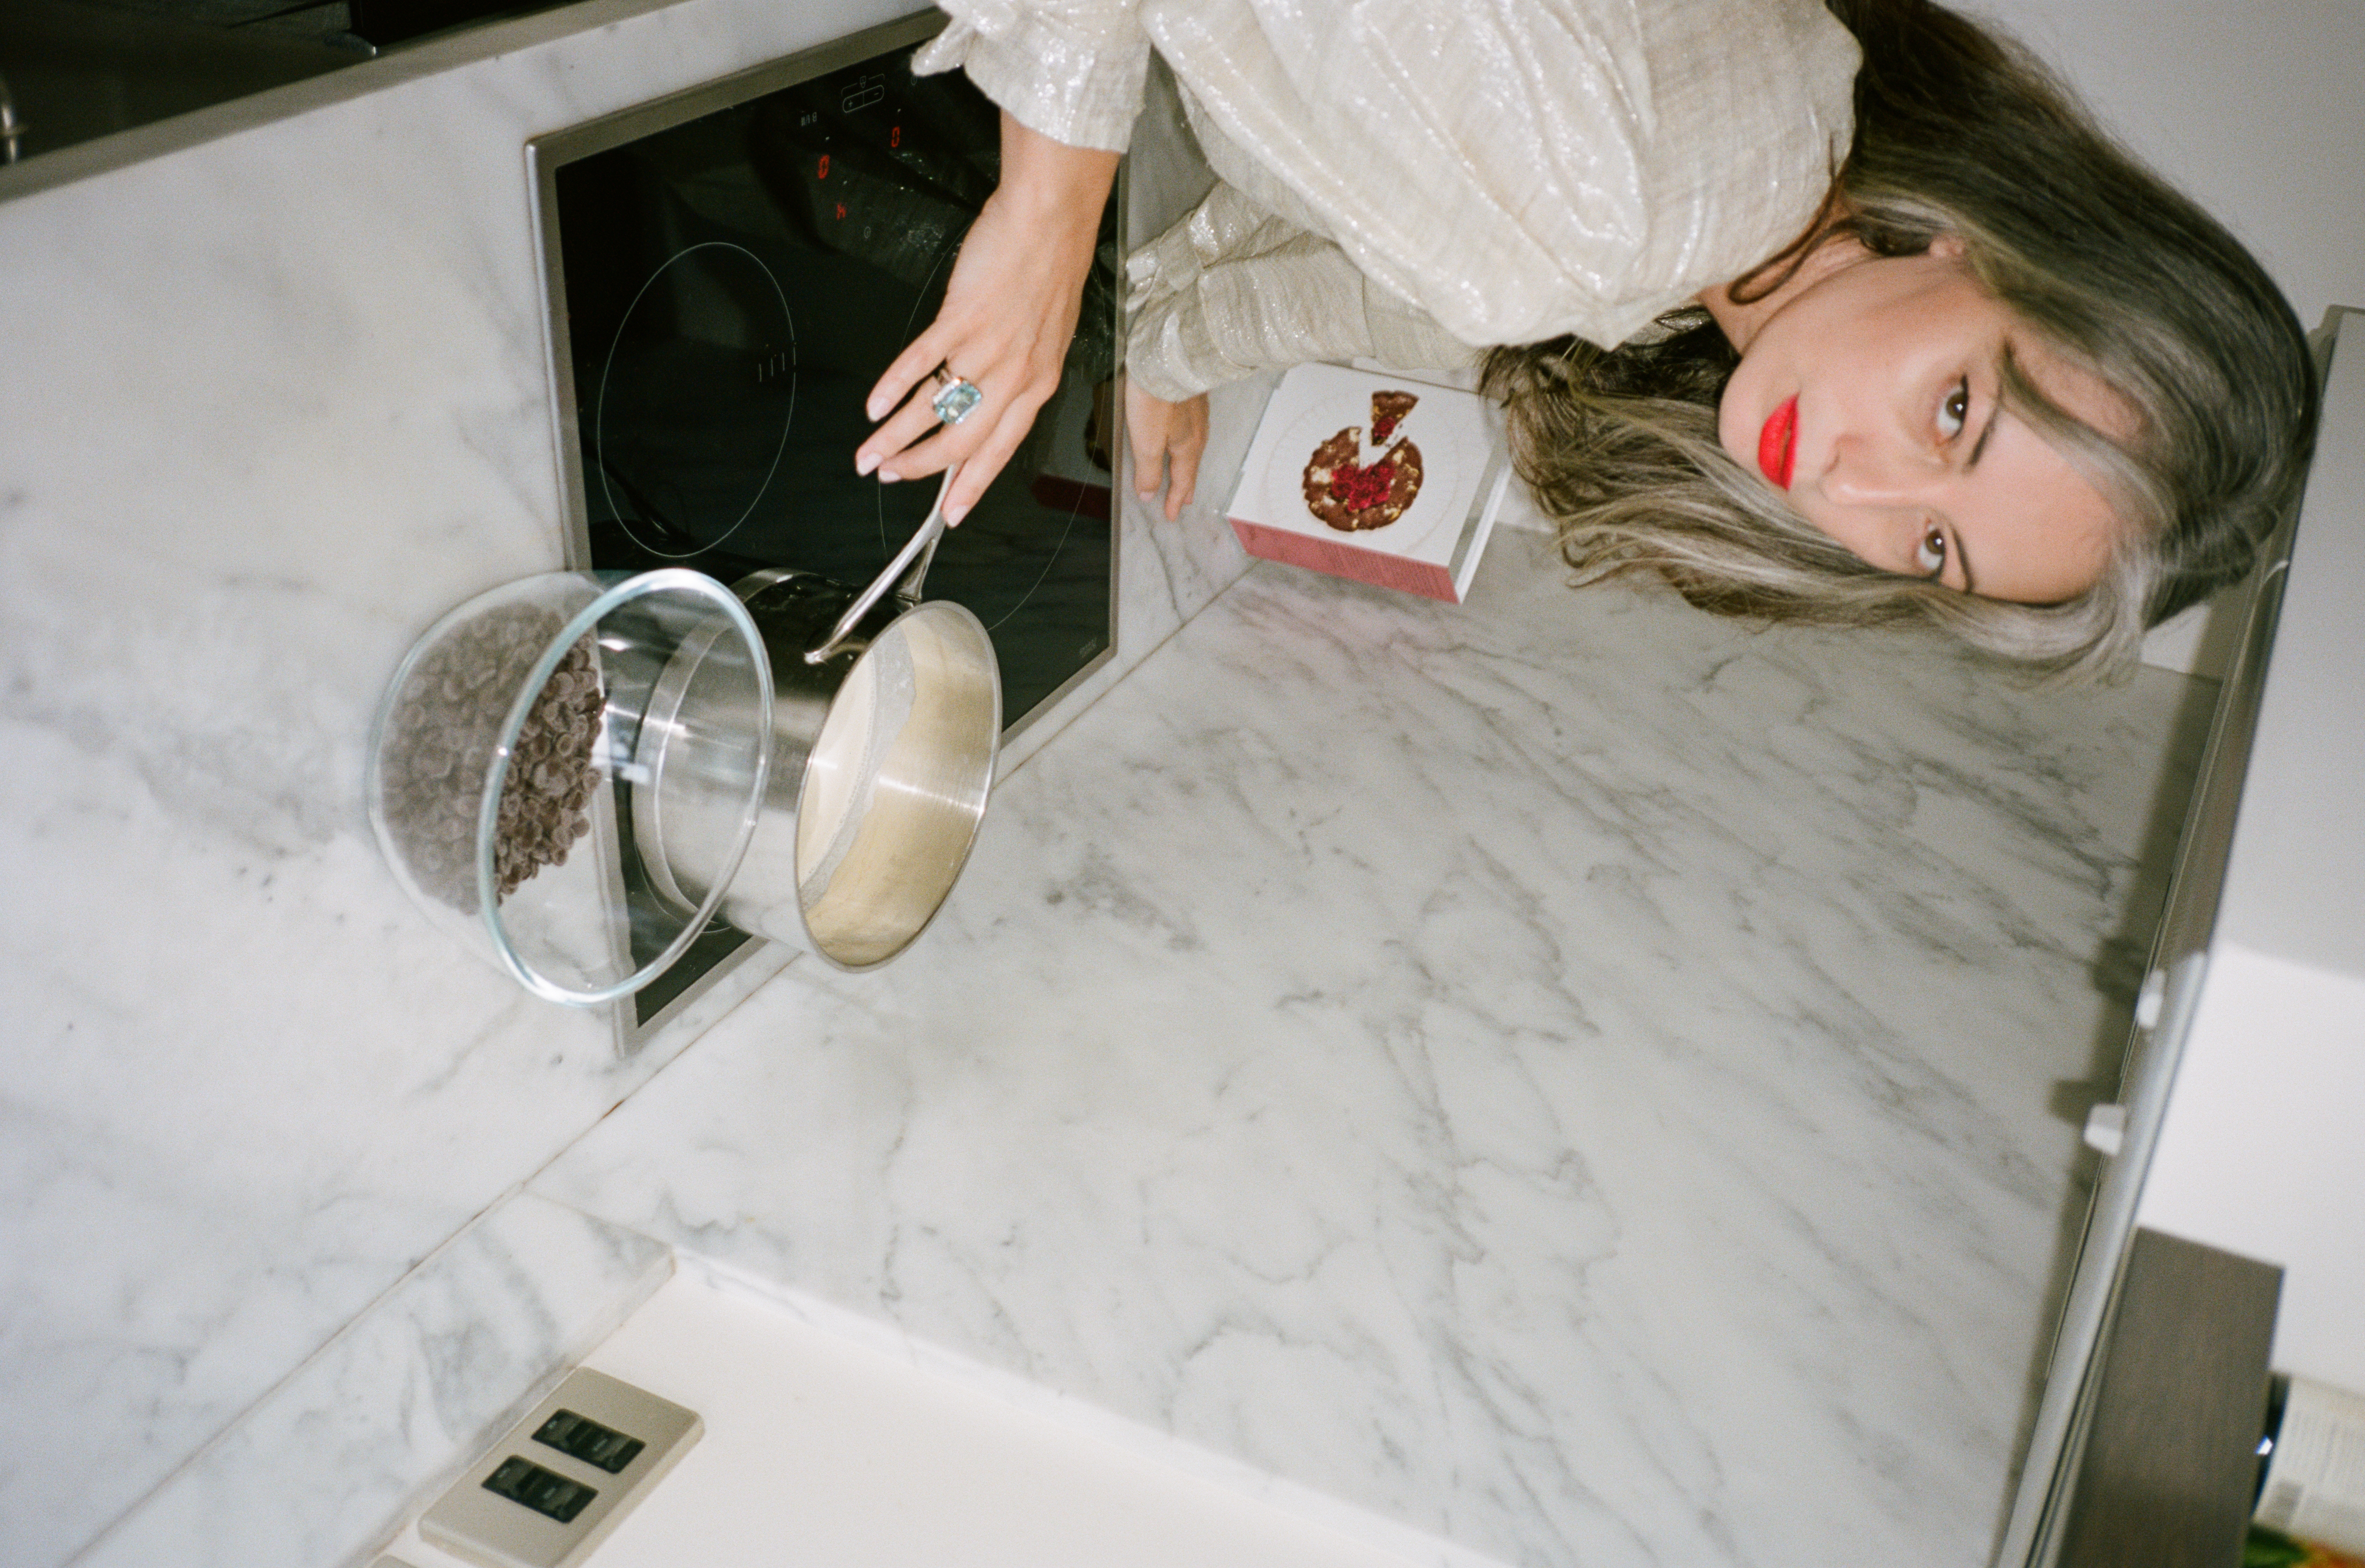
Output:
(1717, 243), (2130, 604)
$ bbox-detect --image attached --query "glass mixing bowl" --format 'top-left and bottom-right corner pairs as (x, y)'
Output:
(367, 569), (772, 1004)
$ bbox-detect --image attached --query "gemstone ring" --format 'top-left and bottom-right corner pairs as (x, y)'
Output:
(930, 365), (983, 427)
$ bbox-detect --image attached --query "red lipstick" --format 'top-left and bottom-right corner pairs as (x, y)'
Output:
(1757, 396), (1798, 489)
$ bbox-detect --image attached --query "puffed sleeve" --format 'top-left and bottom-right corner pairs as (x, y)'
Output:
(1142, 0), (1859, 351)
(1124, 182), (1477, 401)
(911, 0), (1154, 154)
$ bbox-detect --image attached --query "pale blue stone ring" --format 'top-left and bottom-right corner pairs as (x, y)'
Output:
(930, 367), (983, 426)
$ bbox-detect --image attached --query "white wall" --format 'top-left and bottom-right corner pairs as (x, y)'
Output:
(1969, 0), (2365, 330)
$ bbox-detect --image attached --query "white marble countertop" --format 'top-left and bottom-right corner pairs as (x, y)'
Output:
(0, 2), (2211, 1563)
(535, 522), (2205, 1568)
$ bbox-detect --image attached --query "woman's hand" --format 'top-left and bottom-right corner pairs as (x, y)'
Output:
(1125, 380), (1208, 521)
(857, 113), (1119, 525)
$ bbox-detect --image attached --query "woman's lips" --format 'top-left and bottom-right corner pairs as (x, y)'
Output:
(1757, 396), (1798, 489)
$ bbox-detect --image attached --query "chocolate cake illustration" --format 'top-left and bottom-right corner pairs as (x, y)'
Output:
(1301, 390), (1423, 531)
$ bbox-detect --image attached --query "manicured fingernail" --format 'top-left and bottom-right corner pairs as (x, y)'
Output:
(856, 452), (878, 476)
(877, 468), (900, 483)
(945, 500), (968, 525)
(865, 397), (887, 420)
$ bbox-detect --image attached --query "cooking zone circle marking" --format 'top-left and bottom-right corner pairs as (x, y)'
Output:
(596, 242), (799, 560)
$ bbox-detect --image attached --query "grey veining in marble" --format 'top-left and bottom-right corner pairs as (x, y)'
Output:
(535, 526), (2203, 1568)
(75, 1193), (669, 1568)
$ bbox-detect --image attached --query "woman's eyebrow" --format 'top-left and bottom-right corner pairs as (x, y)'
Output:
(1967, 402), (2002, 469)
(1955, 531), (1980, 596)
(1970, 340), (2029, 472)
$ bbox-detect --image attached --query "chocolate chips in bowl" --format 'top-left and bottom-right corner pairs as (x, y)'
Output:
(375, 609), (604, 914)
(367, 570), (773, 1004)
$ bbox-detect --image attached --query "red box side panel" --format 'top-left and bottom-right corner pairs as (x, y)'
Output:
(1229, 520), (1459, 603)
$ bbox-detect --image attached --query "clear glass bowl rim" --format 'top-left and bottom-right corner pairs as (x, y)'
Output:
(364, 570), (775, 1012)
(471, 569), (774, 1005)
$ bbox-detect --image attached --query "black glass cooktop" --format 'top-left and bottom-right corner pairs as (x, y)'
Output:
(539, 16), (1118, 731)
(529, 12), (1120, 1036)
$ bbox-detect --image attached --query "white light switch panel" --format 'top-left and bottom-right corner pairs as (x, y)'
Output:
(421, 1368), (701, 1568)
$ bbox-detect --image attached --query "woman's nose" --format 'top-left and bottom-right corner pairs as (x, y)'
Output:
(1822, 434), (1944, 505)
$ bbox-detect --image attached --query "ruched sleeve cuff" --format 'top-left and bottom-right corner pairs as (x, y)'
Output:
(912, 2), (1152, 155)
(1123, 184), (1478, 401)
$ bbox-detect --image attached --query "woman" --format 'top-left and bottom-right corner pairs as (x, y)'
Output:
(855, 0), (2317, 677)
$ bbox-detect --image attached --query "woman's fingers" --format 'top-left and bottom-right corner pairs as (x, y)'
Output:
(1126, 401), (1169, 503)
(863, 373), (1054, 522)
(860, 383), (959, 480)
(862, 331), (949, 427)
(851, 243), (1069, 500)
(1125, 383), (1211, 520)
(1163, 395), (1209, 520)
(1163, 432), (1200, 521)
(856, 331), (973, 479)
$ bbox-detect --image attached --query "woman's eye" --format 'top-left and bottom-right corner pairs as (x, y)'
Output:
(1916, 524), (1949, 579)
(1938, 377), (1971, 441)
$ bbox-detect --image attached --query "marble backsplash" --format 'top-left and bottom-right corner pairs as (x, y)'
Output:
(0, 2), (1244, 1561)
(70, 1193), (672, 1568)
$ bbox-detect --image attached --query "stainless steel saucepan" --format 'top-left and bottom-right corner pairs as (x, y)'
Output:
(632, 469), (1000, 971)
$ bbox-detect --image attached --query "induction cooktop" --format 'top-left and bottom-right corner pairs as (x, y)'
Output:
(527, 9), (1121, 1043)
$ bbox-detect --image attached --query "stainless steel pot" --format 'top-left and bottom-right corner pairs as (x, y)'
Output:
(633, 473), (1000, 970)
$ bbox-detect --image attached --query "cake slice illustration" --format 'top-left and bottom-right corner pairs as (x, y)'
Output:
(1370, 389), (1418, 445)
(1302, 390), (1423, 531)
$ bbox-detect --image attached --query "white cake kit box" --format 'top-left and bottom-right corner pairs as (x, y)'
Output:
(1225, 363), (1513, 603)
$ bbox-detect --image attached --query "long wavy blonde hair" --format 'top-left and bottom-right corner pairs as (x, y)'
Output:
(1483, 0), (2318, 679)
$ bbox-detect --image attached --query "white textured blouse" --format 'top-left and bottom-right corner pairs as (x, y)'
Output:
(915, 0), (1860, 400)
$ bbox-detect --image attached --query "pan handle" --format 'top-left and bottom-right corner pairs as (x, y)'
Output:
(805, 466), (956, 666)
